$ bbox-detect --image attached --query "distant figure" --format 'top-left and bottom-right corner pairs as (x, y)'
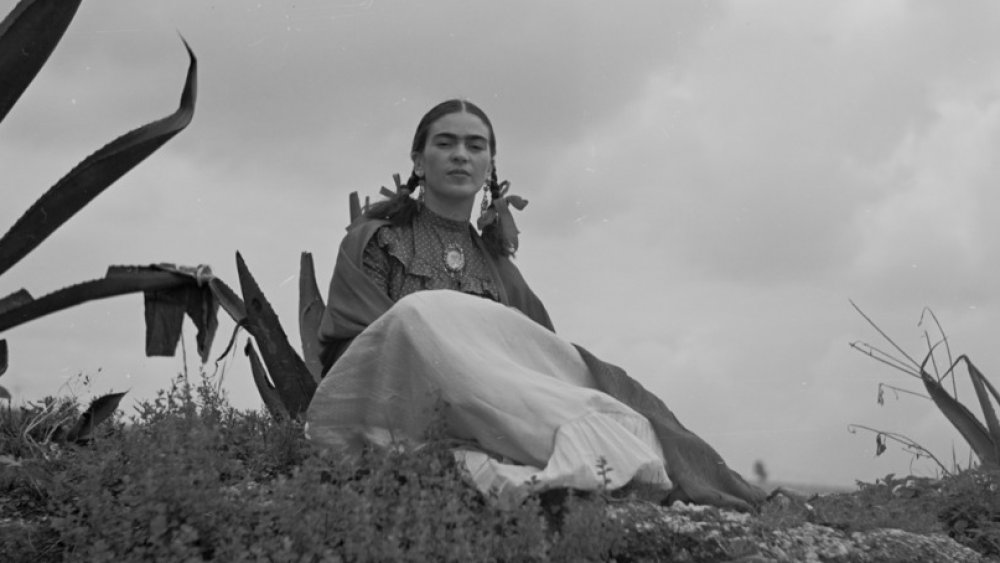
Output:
(753, 460), (769, 485)
(306, 99), (765, 511)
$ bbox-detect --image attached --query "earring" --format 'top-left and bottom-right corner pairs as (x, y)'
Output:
(479, 184), (490, 216)
(418, 185), (425, 203)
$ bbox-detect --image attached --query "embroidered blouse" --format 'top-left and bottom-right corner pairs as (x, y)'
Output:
(361, 205), (501, 303)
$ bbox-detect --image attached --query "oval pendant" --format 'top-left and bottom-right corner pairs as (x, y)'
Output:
(444, 243), (465, 274)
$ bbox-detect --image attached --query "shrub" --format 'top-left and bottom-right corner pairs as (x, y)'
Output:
(3, 374), (626, 561)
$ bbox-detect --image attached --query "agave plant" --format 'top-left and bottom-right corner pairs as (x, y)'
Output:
(0, 0), (326, 425)
(0, 0), (203, 426)
(236, 251), (320, 419)
(851, 300), (1000, 472)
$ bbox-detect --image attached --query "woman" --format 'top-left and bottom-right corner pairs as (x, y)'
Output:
(306, 99), (765, 511)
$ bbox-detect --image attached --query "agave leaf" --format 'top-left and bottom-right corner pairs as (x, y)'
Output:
(65, 391), (126, 444)
(349, 191), (362, 223)
(0, 289), (33, 316)
(207, 277), (246, 323)
(0, 266), (195, 333)
(0, 0), (82, 122)
(964, 354), (1000, 408)
(961, 355), (1000, 463)
(244, 340), (289, 420)
(298, 252), (325, 383)
(236, 252), (317, 418)
(921, 366), (999, 467)
(0, 337), (8, 399)
(0, 39), (197, 277)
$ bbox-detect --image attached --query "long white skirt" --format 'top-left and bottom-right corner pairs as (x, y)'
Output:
(305, 290), (670, 507)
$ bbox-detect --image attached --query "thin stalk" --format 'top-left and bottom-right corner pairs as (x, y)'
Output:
(878, 383), (929, 403)
(920, 307), (957, 396)
(922, 331), (942, 381)
(847, 423), (952, 477)
(850, 341), (921, 378)
(850, 299), (922, 371)
(180, 323), (189, 383)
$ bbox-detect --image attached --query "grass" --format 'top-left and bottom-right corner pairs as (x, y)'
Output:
(3, 373), (1000, 561)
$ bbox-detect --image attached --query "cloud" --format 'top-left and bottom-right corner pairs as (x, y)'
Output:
(849, 97), (1000, 306)
(511, 0), (1000, 485)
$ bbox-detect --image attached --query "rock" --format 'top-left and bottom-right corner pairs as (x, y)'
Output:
(609, 500), (987, 562)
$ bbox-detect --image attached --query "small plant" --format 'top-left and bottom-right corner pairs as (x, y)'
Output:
(850, 301), (1000, 473)
(848, 302), (1000, 555)
(936, 468), (1000, 557)
(1, 374), (644, 561)
(0, 376), (125, 475)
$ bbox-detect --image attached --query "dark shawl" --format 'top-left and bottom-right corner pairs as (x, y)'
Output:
(317, 217), (766, 512)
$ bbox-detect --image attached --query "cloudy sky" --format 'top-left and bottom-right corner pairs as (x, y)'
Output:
(3, 0), (1000, 488)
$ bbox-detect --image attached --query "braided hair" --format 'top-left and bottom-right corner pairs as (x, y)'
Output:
(363, 99), (516, 257)
(361, 169), (422, 227)
(479, 161), (514, 257)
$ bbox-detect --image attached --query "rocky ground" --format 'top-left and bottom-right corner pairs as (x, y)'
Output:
(611, 499), (989, 562)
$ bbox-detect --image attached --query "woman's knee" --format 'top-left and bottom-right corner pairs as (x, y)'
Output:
(387, 290), (452, 328)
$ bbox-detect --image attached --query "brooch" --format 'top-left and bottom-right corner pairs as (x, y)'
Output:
(443, 242), (465, 276)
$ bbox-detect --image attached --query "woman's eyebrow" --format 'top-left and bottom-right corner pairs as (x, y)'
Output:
(431, 132), (488, 142)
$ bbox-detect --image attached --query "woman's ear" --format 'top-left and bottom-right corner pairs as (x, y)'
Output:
(411, 151), (424, 177)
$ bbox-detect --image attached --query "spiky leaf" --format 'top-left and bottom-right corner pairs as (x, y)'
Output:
(245, 340), (288, 420)
(0, 0), (82, 122)
(236, 252), (317, 418)
(65, 391), (126, 444)
(962, 355), (1000, 464)
(0, 289), (32, 316)
(965, 354), (1000, 412)
(922, 367), (999, 467)
(0, 40), (197, 277)
(208, 277), (246, 323)
(0, 266), (193, 333)
(349, 191), (362, 223)
(0, 338), (7, 398)
(298, 252), (325, 383)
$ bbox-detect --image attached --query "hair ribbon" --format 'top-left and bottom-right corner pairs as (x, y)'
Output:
(476, 181), (528, 253)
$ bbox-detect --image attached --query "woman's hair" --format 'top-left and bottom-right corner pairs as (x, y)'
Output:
(363, 99), (514, 257)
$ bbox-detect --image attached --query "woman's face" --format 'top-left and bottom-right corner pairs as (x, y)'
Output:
(413, 111), (492, 209)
